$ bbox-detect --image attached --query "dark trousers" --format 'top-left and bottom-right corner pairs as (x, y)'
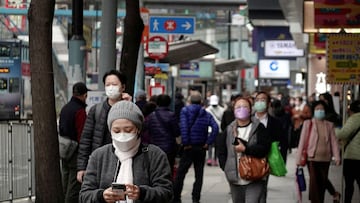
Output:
(343, 159), (360, 203)
(173, 146), (206, 202)
(61, 153), (81, 203)
(308, 161), (330, 203)
(166, 150), (177, 179)
(306, 163), (336, 199)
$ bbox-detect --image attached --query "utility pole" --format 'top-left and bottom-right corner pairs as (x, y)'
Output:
(98, 0), (117, 90)
(68, 0), (85, 98)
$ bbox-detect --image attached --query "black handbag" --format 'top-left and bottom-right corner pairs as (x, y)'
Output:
(58, 136), (78, 161)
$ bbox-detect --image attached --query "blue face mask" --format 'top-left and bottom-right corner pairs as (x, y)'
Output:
(314, 110), (325, 120)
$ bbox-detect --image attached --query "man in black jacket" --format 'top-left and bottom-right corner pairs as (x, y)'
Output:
(253, 91), (282, 203)
(76, 70), (132, 183)
(59, 82), (89, 203)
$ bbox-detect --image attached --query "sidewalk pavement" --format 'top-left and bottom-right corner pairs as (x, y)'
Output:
(178, 149), (359, 203)
(8, 149), (359, 203)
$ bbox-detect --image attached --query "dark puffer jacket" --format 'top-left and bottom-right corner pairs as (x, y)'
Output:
(180, 104), (218, 146)
(144, 107), (180, 153)
(77, 100), (112, 171)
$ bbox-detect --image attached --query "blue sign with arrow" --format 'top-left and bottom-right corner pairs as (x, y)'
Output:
(149, 16), (195, 35)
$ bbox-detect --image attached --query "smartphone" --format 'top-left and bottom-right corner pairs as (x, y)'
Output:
(111, 183), (126, 195)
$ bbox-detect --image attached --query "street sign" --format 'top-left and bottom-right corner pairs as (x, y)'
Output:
(146, 36), (169, 60)
(149, 16), (195, 34)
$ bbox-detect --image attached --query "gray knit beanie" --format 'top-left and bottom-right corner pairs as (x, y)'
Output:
(107, 101), (144, 131)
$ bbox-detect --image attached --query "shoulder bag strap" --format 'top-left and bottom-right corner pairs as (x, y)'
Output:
(345, 126), (360, 150)
(189, 109), (200, 130)
(209, 108), (221, 122)
(304, 120), (312, 150)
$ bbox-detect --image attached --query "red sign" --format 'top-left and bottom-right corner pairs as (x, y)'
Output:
(164, 20), (177, 31)
(21, 63), (31, 76)
(314, 0), (360, 28)
(146, 36), (168, 60)
(148, 84), (165, 96)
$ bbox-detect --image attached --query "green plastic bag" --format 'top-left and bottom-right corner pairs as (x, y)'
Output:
(268, 142), (287, 176)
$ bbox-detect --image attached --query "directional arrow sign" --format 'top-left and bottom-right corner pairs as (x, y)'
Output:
(149, 16), (195, 35)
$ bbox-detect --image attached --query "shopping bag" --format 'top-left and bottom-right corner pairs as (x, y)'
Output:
(267, 142), (287, 176)
(296, 167), (306, 192)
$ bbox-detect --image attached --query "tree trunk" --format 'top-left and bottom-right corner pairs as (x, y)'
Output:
(120, 0), (144, 96)
(28, 1), (64, 202)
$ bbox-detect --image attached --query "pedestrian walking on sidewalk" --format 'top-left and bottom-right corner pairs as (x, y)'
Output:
(77, 70), (132, 183)
(253, 91), (282, 203)
(59, 82), (89, 203)
(206, 95), (224, 166)
(172, 93), (219, 203)
(296, 100), (341, 203)
(79, 101), (173, 203)
(218, 97), (271, 203)
(336, 100), (360, 203)
(143, 94), (180, 176)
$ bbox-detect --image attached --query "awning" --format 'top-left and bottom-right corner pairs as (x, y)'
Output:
(215, 58), (252, 73)
(145, 40), (219, 65)
(143, 0), (246, 10)
(248, 0), (288, 26)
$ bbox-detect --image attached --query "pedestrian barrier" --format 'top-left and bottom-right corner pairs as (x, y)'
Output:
(0, 121), (35, 202)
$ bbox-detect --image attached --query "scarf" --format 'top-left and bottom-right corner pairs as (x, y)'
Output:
(113, 139), (141, 203)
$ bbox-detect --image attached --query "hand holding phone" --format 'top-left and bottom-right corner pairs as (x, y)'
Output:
(111, 183), (126, 195)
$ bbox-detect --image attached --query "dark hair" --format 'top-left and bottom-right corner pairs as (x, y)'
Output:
(320, 92), (336, 113)
(72, 82), (89, 96)
(149, 95), (158, 103)
(175, 92), (184, 100)
(311, 100), (328, 116)
(231, 94), (242, 101)
(271, 99), (285, 116)
(142, 102), (157, 117)
(256, 91), (270, 103)
(350, 100), (360, 113)
(156, 94), (171, 107)
(102, 70), (127, 85)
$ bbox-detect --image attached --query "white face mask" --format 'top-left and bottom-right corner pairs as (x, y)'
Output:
(111, 132), (138, 152)
(105, 85), (121, 99)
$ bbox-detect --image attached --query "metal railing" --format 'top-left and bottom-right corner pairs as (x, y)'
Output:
(0, 121), (35, 202)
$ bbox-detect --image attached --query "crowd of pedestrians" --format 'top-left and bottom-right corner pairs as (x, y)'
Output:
(58, 72), (360, 203)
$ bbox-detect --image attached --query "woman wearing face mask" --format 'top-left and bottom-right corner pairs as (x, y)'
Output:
(77, 70), (133, 183)
(296, 100), (341, 203)
(217, 97), (271, 203)
(79, 101), (173, 203)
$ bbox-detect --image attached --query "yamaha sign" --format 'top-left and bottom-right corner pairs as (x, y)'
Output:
(265, 40), (304, 57)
